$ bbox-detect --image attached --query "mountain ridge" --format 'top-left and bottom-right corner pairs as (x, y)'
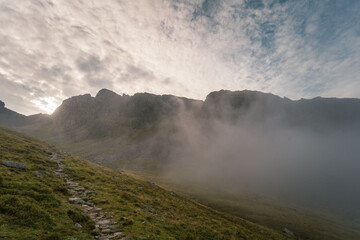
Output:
(1, 88), (360, 166)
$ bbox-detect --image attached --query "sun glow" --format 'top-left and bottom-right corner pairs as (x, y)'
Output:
(31, 97), (59, 114)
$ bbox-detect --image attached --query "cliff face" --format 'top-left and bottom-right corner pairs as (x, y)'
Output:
(5, 89), (360, 135)
(202, 90), (360, 130)
(0, 100), (26, 127)
(46, 89), (202, 136)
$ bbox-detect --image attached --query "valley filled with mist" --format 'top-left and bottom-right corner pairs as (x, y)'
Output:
(2, 88), (360, 239)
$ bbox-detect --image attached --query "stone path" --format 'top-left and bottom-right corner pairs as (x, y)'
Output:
(52, 152), (126, 240)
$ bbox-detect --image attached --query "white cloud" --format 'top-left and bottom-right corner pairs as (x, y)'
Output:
(0, 0), (359, 115)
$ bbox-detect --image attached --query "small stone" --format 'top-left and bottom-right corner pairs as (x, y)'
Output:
(34, 171), (43, 178)
(282, 227), (295, 237)
(170, 192), (176, 196)
(75, 223), (82, 228)
(1, 161), (26, 169)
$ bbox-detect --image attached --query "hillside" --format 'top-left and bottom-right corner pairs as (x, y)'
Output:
(1, 89), (360, 239)
(0, 126), (290, 239)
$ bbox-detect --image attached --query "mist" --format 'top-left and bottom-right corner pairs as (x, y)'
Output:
(4, 88), (360, 225)
(162, 96), (360, 223)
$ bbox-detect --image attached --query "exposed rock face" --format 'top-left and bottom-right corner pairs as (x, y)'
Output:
(203, 90), (360, 130)
(0, 100), (26, 127)
(1, 160), (27, 169)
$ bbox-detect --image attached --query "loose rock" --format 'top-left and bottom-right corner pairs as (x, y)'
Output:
(75, 223), (82, 228)
(282, 227), (295, 237)
(35, 171), (43, 178)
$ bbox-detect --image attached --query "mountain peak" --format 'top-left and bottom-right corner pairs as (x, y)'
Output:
(95, 88), (119, 99)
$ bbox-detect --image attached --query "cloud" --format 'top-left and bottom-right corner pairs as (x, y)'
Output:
(0, 0), (359, 114)
(76, 55), (105, 73)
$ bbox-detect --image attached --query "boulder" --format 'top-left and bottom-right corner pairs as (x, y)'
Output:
(1, 161), (26, 169)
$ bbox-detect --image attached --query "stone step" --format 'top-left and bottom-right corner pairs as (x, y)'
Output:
(69, 197), (85, 204)
(97, 219), (111, 225)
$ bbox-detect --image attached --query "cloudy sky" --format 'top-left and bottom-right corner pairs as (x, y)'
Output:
(0, 0), (359, 115)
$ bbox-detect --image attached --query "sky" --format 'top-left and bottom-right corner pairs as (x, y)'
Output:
(0, 0), (359, 115)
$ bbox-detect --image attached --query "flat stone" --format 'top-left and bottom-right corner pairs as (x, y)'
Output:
(73, 186), (85, 191)
(97, 219), (111, 225)
(1, 161), (26, 169)
(69, 197), (85, 204)
(112, 232), (124, 238)
(90, 207), (102, 213)
(67, 181), (79, 187)
(107, 225), (121, 231)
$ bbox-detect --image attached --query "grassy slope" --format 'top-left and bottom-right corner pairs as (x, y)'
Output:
(0, 126), (289, 240)
(21, 123), (360, 240)
(0, 127), (95, 240)
(125, 170), (360, 240)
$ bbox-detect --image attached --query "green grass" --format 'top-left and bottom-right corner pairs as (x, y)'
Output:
(62, 154), (290, 239)
(0, 126), (290, 239)
(0, 127), (95, 240)
(125, 170), (360, 240)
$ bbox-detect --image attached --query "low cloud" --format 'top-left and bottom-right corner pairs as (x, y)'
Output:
(161, 97), (360, 221)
